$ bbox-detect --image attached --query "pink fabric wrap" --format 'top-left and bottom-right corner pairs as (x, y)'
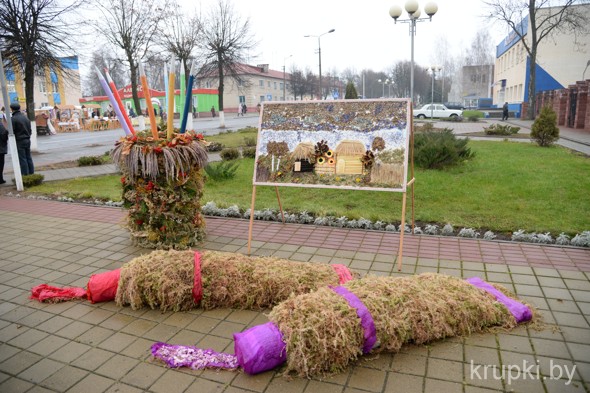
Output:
(87, 268), (121, 303)
(331, 264), (354, 284)
(30, 284), (87, 302)
(193, 251), (203, 305)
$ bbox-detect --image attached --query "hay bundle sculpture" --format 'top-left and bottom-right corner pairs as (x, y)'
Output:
(152, 273), (532, 376)
(112, 131), (208, 250)
(30, 250), (354, 312)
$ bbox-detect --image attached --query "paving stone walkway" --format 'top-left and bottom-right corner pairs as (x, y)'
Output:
(0, 197), (589, 393)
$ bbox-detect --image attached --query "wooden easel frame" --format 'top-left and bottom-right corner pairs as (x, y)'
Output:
(247, 101), (416, 271)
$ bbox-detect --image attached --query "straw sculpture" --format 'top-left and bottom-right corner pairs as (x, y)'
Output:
(228, 273), (532, 377)
(112, 131), (209, 249)
(31, 250), (355, 313)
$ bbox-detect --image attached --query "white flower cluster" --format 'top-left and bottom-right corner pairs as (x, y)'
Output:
(199, 202), (590, 248)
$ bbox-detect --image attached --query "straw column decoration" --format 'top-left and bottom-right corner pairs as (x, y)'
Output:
(112, 130), (209, 250)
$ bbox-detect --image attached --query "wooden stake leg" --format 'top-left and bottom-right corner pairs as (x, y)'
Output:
(397, 191), (408, 271)
(247, 185), (257, 255)
(275, 186), (285, 224)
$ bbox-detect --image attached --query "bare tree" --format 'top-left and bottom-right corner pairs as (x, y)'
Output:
(159, 1), (202, 88)
(465, 29), (496, 66)
(485, 0), (589, 119)
(83, 48), (127, 96)
(430, 36), (458, 103)
(92, 0), (170, 115)
(0, 0), (84, 119)
(197, 0), (257, 127)
(289, 66), (306, 100)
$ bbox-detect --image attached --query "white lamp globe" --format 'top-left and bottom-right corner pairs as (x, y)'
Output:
(405, 0), (419, 15)
(424, 2), (438, 17)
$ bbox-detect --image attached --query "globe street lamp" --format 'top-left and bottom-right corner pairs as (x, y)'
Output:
(378, 78), (390, 98)
(283, 54), (292, 100)
(305, 28), (335, 99)
(430, 65), (441, 118)
(389, 1), (438, 106)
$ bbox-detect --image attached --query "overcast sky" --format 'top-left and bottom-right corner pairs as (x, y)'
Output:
(179, 0), (510, 74)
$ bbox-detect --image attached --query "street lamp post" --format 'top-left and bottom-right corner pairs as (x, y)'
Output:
(429, 65), (441, 118)
(378, 78), (390, 98)
(305, 28), (335, 99)
(389, 1), (438, 106)
(283, 54), (292, 100)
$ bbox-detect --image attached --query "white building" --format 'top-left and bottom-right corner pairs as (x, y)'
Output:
(493, 4), (590, 115)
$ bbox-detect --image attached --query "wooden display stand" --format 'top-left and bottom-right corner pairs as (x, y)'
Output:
(246, 99), (416, 271)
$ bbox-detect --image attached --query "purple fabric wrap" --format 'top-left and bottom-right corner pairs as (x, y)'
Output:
(331, 286), (377, 354)
(150, 342), (238, 370)
(233, 321), (287, 375)
(466, 277), (532, 323)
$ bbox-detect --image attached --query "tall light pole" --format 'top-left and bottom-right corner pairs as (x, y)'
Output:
(305, 28), (335, 99)
(389, 1), (438, 106)
(283, 54), (292, 100)
(378, 78), (390, 98)
(429, 65), (441, 118)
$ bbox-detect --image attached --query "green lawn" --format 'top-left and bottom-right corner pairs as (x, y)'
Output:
(27, 140), (590, 235)
(206, 127), (258, 148)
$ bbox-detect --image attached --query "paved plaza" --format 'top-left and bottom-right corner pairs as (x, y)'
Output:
(0, 117), (589, 392)
(0, 197), (589, 393)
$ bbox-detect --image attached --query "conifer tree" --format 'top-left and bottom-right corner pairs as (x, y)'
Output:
(345, 81), (358, 99)
(531, 106), (559, 147)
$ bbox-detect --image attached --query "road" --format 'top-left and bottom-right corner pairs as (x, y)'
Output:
(4, 113), (260, 171)
(5, 114), (589, 172)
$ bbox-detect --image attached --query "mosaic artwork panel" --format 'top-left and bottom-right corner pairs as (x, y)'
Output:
(253, 99), (411, 192)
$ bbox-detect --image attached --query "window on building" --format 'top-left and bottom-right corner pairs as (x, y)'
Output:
(239, 95), (245, 104)
(274, 82), (277, 89)
(7, 80), (15, 93)
(39, 79), (47, 93)
(280, 82), (284, 91)
(260, 95), (265, 102)
(267, 81), (271, 88)
(259, 80), (264, 87)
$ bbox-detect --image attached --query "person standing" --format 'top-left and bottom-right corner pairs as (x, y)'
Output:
(10, 103), (34, 175)
(0, 121), (7, 184)
(211, 106), (216, 117)
(502, 102), (509, 121)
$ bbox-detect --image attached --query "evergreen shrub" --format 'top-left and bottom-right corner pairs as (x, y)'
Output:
(414, 129), (475, 169)
(531, 106), (559, 146)
(220, 147), (241, 161)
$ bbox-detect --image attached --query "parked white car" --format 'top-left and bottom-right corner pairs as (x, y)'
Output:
(414, 104), (463, 119)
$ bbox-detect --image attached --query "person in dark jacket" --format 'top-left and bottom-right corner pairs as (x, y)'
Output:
(0, 121), (7, 184)
(10, 103), (34, 175)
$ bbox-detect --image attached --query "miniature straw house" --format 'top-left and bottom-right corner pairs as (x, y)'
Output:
(291, 142), (315, 172)
(335, 140), (365, 175)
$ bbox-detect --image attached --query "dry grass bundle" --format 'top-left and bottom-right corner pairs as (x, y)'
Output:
(334, 140), (365, 156)
(112, 138), (208, 183)
(370, 162), (404, 186)
(116, 250), (196, 312)
(199, 251), (346, 310)
(269, 273), (518, 377)
(291, 142), (315, 160)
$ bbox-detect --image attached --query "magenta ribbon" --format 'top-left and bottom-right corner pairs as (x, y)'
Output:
(331, 286), (377, 354)
(466, 277), (532, 323)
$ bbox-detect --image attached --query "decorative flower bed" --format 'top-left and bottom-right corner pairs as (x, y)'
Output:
(112, 130), (208, 249)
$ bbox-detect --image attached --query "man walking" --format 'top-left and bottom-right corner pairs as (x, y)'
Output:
(502, 102), (509, 121)
(10, 103), (34, 175)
